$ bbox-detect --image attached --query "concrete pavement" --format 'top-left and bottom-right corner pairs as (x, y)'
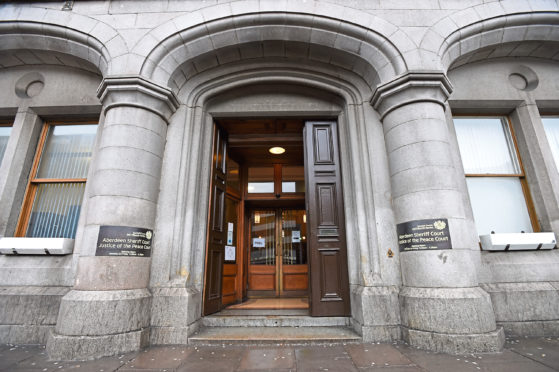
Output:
(1, 336), (558, 372)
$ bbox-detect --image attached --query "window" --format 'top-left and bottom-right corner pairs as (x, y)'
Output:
(454, 116), (536, 236)
(16, 122), (98, 239)
(0, 124), (12, 165)
(542, 116), (559, 169)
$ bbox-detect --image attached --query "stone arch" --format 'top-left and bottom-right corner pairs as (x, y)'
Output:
(418, 0), (559, 71)
(133, 1), (411, 91)
(0, 6), (129, 75)
(150, 60), (400, 314)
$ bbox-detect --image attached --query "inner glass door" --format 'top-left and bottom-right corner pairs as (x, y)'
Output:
(248, 209), (308, 297)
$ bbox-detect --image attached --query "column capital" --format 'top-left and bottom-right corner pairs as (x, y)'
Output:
(97, 76), (179, 122)
(371, 71), (453, 119)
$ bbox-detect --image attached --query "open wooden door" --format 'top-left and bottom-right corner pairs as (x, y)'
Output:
(203, 125), (228, 315)
(304, 121), (350, 316)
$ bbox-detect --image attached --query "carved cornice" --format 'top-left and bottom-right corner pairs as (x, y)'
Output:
(371, 72), (453, 119)
(97, 76), (179, 123)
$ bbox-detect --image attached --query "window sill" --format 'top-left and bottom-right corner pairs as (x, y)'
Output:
(0, 237), (74, 255)
(480, 232), (556, 251)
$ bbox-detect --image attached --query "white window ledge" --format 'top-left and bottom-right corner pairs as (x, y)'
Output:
(480, 232), (556, 251)
(0, 237), (74, 255)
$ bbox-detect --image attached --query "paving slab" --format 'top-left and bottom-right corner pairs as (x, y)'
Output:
(1, 337), (558, 371)
(505, 336), (559, 371)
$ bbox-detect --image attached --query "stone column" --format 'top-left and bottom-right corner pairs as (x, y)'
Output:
(371, 72), (504, 354)
(47, 77), (178, 361)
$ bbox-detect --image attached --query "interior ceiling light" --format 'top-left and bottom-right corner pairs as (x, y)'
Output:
(269, 146), (286, 155)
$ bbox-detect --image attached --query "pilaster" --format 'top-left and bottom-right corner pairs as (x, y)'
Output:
(47, 77), (178, 361)
(372, 71), (503, 353)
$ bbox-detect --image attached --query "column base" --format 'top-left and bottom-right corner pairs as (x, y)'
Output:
(149, 287), (201, 345)
(350, 285), (401, 342)
(47, 328), (149, 361)
(402, 326), (505, 354)
(47, 288), (151, 360)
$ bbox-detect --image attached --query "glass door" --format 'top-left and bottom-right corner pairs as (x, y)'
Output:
(248, 209), (308, 297)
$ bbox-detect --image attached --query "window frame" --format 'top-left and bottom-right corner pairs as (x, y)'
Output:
(454, 115), (540, 234)
(244, 163), (305, 201)
(15, 120), (98, 237)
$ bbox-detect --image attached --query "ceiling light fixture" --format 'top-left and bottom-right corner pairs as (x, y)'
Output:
(269, 146), (285, 155)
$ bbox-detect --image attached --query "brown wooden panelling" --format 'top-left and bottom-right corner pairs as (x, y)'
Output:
(249, 273), (276, 290)
(203, 126), (228, 315)
(304, 121), (350, 316)
(283, 274), (308, 291)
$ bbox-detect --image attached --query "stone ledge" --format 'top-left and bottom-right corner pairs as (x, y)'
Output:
(351, 320), (401, 342)
(402, 326), (505, 354)
(47, 328), (149, 361)
(0, 324), (53, 344)
(499, 320), (559, 337)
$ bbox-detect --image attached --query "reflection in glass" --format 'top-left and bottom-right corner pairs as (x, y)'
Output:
(542, 117), (559, 169)
(282, 166), (305, 193)
(26, 183), (86, 238)
(247, 167), (274, 193)
(281, 210), (307, 265)
(250, 210), (275, 265)
(466, 177), (533, 235)
(454, 117), (519, 174)
(226, 157), (241, 192)
(37, 124), (98, 179)
(0, 126), (12, 165)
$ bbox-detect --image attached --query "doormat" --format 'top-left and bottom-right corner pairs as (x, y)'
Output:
(228, 297), (309, 310)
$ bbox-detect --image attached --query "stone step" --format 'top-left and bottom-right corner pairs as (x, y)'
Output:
(189, 326), (361, 345)
(202, 315), (351, 328)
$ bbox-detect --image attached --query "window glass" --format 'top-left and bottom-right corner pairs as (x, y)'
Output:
(0, 125), (12, 165)
(282, 166), (305, 193)
(247, 167), (274, 193)
(27, 183), (86, 238)
(454, 117), (519, 174)
(466, 178), (533, 235)
(542, 117), (559, 169)
(226, 157), (240, 192)
(23, 123), (97, 239)
(37, 124), (97, 179)
(454, 116), (534, 238)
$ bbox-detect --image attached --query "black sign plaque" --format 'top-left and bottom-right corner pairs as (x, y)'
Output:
(397, 218), (451, 252)
(95, 226), (153, 257)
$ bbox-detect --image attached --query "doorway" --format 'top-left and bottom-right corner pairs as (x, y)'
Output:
(203, 119), (351, 317)
(248, 208), (308, 298)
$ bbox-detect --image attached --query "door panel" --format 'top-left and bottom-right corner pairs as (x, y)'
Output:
(248, 208), (308, 297)
(304, 121), (350, 316)
(203, 125), (228, 316)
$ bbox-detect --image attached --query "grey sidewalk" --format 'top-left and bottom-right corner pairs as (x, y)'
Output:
(1, 337), (558, 372)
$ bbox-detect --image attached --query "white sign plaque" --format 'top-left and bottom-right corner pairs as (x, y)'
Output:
(292, 230), (301, 243)
(252, 238), (265, 248)
(225, 245), (236, 261)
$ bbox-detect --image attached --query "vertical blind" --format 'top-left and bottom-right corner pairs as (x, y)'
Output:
(542, 117), (559, 170)
(0, 126), (12, 166)
(26, 124), (97, 239)
(454, 117), (532, 236)
(454, 117), (519, 174)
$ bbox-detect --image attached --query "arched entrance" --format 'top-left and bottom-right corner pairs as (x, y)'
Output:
(144, 8), (405, 342)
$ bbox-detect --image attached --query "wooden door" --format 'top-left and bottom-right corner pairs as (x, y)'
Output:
(304, 121), (350, 316)
(203, 125), (228, 315)
(247, 208), (308, 297)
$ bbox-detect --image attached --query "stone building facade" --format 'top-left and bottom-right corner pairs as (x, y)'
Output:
(0, 0), (558, 361)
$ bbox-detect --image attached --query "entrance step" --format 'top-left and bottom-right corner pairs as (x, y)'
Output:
(189, 326), (361, 345)
(203, 314), (351, 328)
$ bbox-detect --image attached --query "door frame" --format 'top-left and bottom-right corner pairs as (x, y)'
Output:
(202, 120), (351, 316)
